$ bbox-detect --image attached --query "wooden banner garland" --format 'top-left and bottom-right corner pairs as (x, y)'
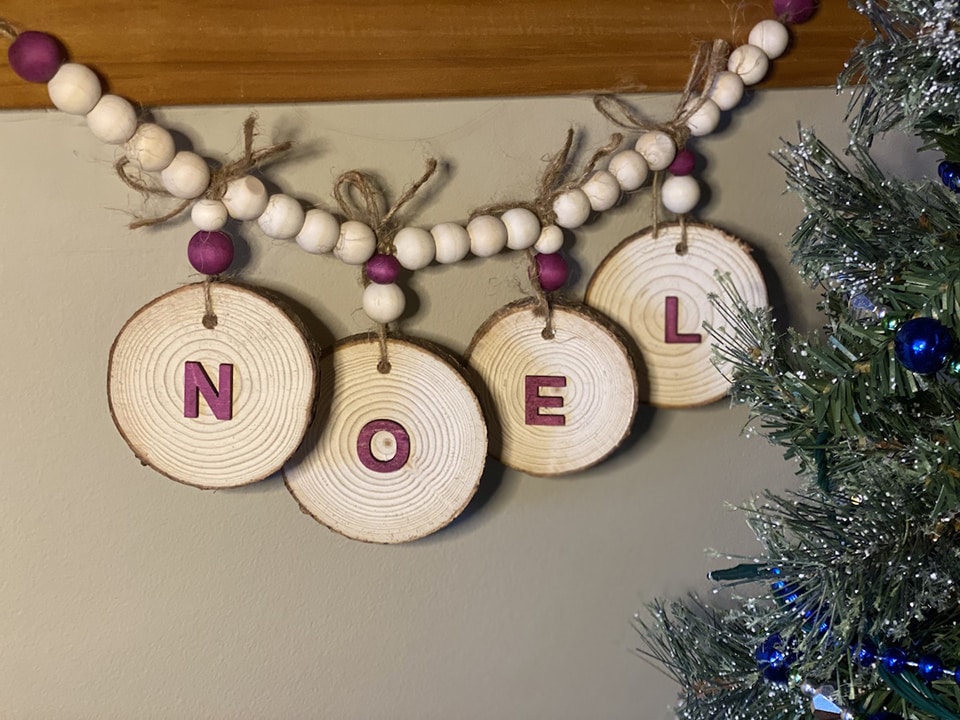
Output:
(464, 299), (638, 476)
(284, 335), (486, 543)
(585, 223), (767, 408)
(108, 282), (318, 488)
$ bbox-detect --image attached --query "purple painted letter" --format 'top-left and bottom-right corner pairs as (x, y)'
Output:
(525, 375), (567, 426)
(664, 296), (702, 344)
(357, 419), (411, 473)
(183, 362), (234, 420)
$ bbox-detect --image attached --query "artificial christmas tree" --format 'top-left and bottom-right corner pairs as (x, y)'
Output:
(639, 3), (960, 719)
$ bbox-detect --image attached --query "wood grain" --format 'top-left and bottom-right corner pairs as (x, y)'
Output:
(284, 335), (486, 544)
(465, 299), (637, 476)
(585, 223), (767, 408)
(108, 282), (317, 488)
(0, 1), (870, 108)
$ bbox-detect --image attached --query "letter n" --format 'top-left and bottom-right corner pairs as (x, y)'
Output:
(183, 362), (234, 420)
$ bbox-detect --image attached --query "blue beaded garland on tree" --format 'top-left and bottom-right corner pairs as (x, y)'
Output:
(880, 646), (909, 674)
(755, 633), (794, 683)
(894, 317), (955, 374)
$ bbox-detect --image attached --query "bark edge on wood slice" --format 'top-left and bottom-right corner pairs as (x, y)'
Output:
(585, 223), (767, 408)
(464, 298), (638, 476)
(283, 334), (486, 544)
(108, 281), (318, 488)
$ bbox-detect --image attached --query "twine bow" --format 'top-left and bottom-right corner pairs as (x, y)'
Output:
(472, 129), (622, 339)
(117, 114), (292, 230)
(594, 38), (730, 250)
(333, 160), (438, 373)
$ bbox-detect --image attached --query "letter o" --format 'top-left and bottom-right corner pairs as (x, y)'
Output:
(357, 419), (411, 473)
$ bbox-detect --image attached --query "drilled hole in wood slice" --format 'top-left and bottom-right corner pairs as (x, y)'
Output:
(585, 223), (767, 408)
(108, 282), (317, 488)
(464, 299), (638, 477)
(284, 336), (486, 544)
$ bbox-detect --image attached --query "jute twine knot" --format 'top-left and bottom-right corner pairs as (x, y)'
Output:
(333, 158), (437, 256)
(0, 20), (21, 41)
(594, 39), (728, 252)
(333, 160), (438, 373)
(593, 38), (730, 150)
(472, 129), (622, 341)
(117, 114), (292, 230)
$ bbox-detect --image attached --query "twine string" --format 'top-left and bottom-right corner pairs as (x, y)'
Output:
(202, 276), (218, 329)
(117, 114), (292, 230)
(333, 160), (438, 372)
(593, 38), (731, 152)
(472, 129), (623, 225)
(376, 324), (391, 374)
(334, 159), (437, 254)
(472, 130), (620, 339)
(676, 214), (690, 255)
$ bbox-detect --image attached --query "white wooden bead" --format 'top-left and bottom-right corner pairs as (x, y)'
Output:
(749, 19), (790, 60)
(258, 193), (305, 239)
(431, 222), (470, 264)
(222, 176), (269, 221)
(500, 208), (540, 250)
(335, 220), (377, 265)
(160, 151), (210, 200)
(47, 63), (101, 115)
(534, 224), (564, 254)
(467, 214), (508, 257)
(296, 208), (340, 254)
(635, 131), (677, 171)
(190, 199), (228, 231)
(86, 94), (138, 144)
(582, 170), (621, 212)
(728, 44), (770, 86)
(552, 188), (591, 229)
(393, 227), (435, 269)
(684, 98), (721, 137)
(125, 123), (176, 172)
(708, 71), (745, 111)
(362, 282), (406, 324)
(607, 150), (649, 191)
(660, 175), (701, 215)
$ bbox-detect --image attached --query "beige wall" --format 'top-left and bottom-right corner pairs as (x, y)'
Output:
(1, 88), (860, 718)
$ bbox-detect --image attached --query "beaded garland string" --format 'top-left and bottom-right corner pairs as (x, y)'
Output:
(1, 0), (819, 527)
(2, 1), (812, 317)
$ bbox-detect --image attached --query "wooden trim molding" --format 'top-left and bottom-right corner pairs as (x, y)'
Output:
(0, 1), (870, 108)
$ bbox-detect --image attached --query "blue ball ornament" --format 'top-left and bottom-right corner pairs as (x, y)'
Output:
(880, 646), (909, 674)
(940, 160), (960, 192)
(853, 639), (878, 667)
(755, 633), (793, 683)
(917, 654), (944, 681)
(894, 317), (954, 374)
(867, 713), (904, 720)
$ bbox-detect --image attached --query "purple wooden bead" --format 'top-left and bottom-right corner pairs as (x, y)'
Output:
(365, 253), (402, 284)
(8, 31), (65, 83)
(668, 149), (696, 176)
(535, 252), (569, 292)
(773, 0), (817, 23)
(188, 230), (234, 275)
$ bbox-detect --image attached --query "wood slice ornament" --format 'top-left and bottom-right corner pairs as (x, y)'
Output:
(283, 335), (487, 544)
(585, 223), (767, 407)
(464, 299), (637, 476)
(108, 282), (317, 488)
